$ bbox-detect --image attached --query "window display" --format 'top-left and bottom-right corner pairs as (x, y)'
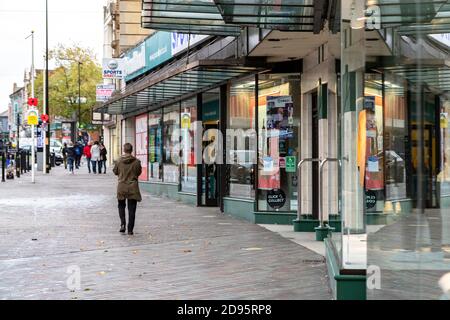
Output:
(163, 103), (180, 183)
(257, 74), (300, 212)
(135, 114), (148, 181)
(227, 77), (256, 199)
(148, 109), (162, 182)
(180, 98), (197, 193)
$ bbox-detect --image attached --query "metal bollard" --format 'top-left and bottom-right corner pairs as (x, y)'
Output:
(16, 152), (20, 178)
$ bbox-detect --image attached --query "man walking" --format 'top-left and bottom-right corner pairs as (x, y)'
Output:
(66, 142), (76, 174)
(83, 141), (92, 173)
(113, 143), (142, 235)
(90, 141), (101, 174)
(74, 142), (82, 169)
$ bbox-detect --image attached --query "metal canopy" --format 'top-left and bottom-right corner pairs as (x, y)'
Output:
(98, 60), (263, 115)
(141, 0), (241, 36)
(374, 0), (450, 30)
(214, 0), (315, 30)
(213, 0), (322, 32)
(381, 64), (450, 93)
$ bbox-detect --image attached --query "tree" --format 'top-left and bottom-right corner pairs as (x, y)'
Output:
(31, 44), (102, 125)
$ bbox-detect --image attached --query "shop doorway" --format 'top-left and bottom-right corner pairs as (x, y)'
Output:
(201, 122), (219, 206)
(408, 92), (440, 209)
(311, 90), (320, 219)
(198, 91), (221, 207)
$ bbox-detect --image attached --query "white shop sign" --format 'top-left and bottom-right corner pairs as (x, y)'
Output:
(171, 33), (209, 56)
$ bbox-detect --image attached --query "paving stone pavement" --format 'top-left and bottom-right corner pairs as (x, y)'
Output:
(0, 165), (332, 300)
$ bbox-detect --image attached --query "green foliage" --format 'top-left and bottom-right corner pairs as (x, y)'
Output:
(31, 44), (102, 125)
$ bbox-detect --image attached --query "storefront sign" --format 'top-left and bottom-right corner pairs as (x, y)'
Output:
(267, 189), (286, 209)
(96, 84), (115, 102)
(124, 42), (146, 78)
(171, 33), (209, 56)
(102, 58), (124, 79)
(124, 32), (173, 82)
(365, 190), (377, 209)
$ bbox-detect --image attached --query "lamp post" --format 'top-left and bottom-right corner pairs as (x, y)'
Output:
(26, 30), (36, 183)
(77, 61), (82, 140)
(44, 0), (50, 174)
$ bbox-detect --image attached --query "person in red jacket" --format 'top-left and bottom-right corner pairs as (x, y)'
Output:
(83, 141), (93, 174)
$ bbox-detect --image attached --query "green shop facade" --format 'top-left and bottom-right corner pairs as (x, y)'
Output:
(99, 0), (450, 300)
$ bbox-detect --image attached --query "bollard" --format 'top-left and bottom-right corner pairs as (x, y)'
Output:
(26, 150), (30, 171)
(16, 152), (20, 178)
(1, 151), (5, 182)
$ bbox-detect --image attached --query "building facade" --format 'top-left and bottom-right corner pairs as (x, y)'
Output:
(98, 0), (450, 300)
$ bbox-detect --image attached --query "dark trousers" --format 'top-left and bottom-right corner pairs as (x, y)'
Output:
(92, 160), (102, 174)
(118, 199), (137, 232)
(86, 158), (91, 173)
(75, 155), (81, 168)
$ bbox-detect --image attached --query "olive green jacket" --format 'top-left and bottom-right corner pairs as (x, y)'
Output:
(113, 154), (142, 201)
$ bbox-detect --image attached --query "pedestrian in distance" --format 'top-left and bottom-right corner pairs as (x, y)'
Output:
(113, 143), (142, 235)
(74, 142), (82, 169)
(61, 142), (68, 169)
(83, 141), (92, 174)
(90, 141), (101, 174)
(99, 142), (107, 174)
(66, 142), (76, 174)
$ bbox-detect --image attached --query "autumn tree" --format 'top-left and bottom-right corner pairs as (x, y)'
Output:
(32, 44), (102, 125)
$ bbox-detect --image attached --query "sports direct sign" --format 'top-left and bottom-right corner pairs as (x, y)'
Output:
(96, 84), (115, 102)
(102, 58), (124, 79)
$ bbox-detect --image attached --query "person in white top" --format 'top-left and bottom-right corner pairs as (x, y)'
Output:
(90, 141), (101, 174)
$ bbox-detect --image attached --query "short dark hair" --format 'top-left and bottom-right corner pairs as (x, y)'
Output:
(123, 143), (133, 154)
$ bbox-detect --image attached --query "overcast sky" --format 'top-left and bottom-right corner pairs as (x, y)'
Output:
(0, 0), (105, 112)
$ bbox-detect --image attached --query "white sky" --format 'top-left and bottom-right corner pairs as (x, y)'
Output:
(0, 0), (105, 112)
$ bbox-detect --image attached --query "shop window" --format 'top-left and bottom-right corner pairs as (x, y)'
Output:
(227, 77), (256, 199)
(180, 98), (197, 193)
(363, 74), (385, 213)
(384, 75), (408, 202)
(148, 109), (163, 182)
(163, 103), (180, 183)
(257, 74), (301, 212)
(135, 114), (148, 181)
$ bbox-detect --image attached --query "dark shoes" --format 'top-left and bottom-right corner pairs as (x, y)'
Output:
(120, 225), (133, 235)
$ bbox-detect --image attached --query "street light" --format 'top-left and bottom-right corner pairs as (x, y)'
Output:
(77, 61), (82, 141)
(60, 58), (82, 141)
(45, 0), (50, 174)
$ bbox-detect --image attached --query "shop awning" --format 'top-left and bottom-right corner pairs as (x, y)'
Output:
(374, 0), (450, 30)
(214, 0), (319, 31)
(141, 0), (241, 36)
(381, 64), (450, 93)
(97, 59), (264, 115)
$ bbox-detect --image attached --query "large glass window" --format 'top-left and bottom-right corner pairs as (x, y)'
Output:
(148, 109), (163, 182)
(257, 74), (301, 212)
(227, 76), (256, 199)
(163, 103), (180, 183)
(180, 97), (197, 193)
(339, 0), (450, 300)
